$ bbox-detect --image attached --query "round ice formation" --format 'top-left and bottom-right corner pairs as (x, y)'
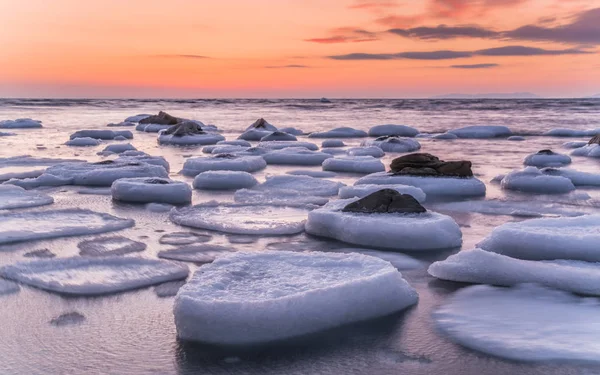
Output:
(101, 143), (137, 154)
(523, 150), (571, 167)
(70, 130), (133, 140)
(111, 177), (192, 205)
(338, 184), (426, 203)
(286, 170), (337, 178)
(0, 118), (43, 129)
(233, 188), (330, 207)
(158, 131), (225, 146)
(158, 244), (235, 264)
(500, 167), (575, 194)
(0, 185), (54, 210)
(322, 156), (385, 174)
(181, 155), (267, 176)
(571, 144), (600, 158)
(279, 127), (304, 136)
(258, 141), (319, 151)
(368, 125), (419, 138)
(170, 203), (310, 235)
(322, 140), (345, 148)
(173, 251), (418, 344)
(255, 175), (345, 196)
(262, 148), (332, 166)
(308, 127), (368, 138)
(238, 129), (272, 141)
(346, 146), (385, 158)
(447, 125), (512, 139)
(305, 198), (462, 250)
(65, 137), (101, 146)
(544, 128), (600, 137)
(541, 167), (600, 186)
(193, 171), (258, 190)
(260, 131), (297, 142)
(361, 137), (421, 153)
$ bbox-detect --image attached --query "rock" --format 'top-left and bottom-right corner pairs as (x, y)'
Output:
(390, 153), (473, 178)
(248, 118), (275, 130)
(163, 121), (205, 136)
(139, 111), (180, 125)
(588, 135), (600, 145)
(342, 189), (426, 214)
(50, 312), (86, 326)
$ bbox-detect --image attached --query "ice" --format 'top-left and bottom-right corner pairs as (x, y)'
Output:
(173, 251), (418, 344)
(0, 132), (16, 136)
(260, 131), (297, 141)
(124, 114), (151, 122)
(180, 155), (266, 176)
(0, 279), (20, 296)
(158, 131), (225, 145)
(255, 175), (345, 196)
(202, 145), (248, 154)
(217, 140), (251, 147)
(245, 119), (278, 132)
(541, 167), (600, 186)
(338, 184), (426, 203)
(368, 125), (419, 137)
(145, 203), (174, 212)
(0, 155), (83, 166)
(257, 141), (319, 151)
(136, 123), (171, 133)
(361, 137), (421, 153)
(78, 236), (147, 256)
(433, 199), (584, 218)
(286, 170), (337, 178)
(117, 151), (170, 171)
(432, 133), (458, 140)
(322, 140), (345, 148)
(507, 135), (526, 141)
(24, 249), (56, 258)
(159, 232), (212, 245)
(69, 130), (133, 140)
(337, 248), (426, 270)
(154, 280), (186, 297)
(308, 127), (368, 138)
(158, 244), (235, 263)
(50, 312), (86, 326)
(0, 169), (44, 183)
(65, 137), (101, 147)
(100, 143), (137, 154)
(427, 248), (600, 295)
(193, 171), (258, 190)
(500, 167), (575, 194)
(571, 144), (600, 158)
(0, 256), (189, 296)
(0, 209), (134, 245)
(5, 174), (73, 189)
(562, 141), (587, 149)
(106, 121), (135, 127)
(305, 198), (462, 250)
(346, 146), (385, 158)
(447, 125), (512, 139)
(113, 135), (128, 141)
(322, 156), (384, 174)
(544, 128), (600, 137)
(262, 148), (332, 166)
(0, 185), (54, 210)
(477, 215), (600, 261)
(233, 188), (329, 207)
(170, 203), (310, 235)
(321, 148), (347, 156)
(523, 151), (571, 167)
(433, 284), (600, 362)
(279, 127), (304, 135)
(111, 177), (192, 205)
(356, 172), (486, 199)
(77, 187), (112, 195)
(238, 129), (272, 141)
(0, 118), (43, 129)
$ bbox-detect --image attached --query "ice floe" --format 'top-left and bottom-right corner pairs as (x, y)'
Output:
(111, 177), (192, 205)
(233, 188), (329, 207)
(541, 167), (600, 186)
(507, 136), (526, 141)
(279, 127), (304, 136)
(255, 175), (345, 196)
(523, 150), (571, 167)
(447, 125), (512, 139)
(78, 236), (147, 256)
(361, 137), (421, 153)
(159, 232), (212, 245)
(544, 128), (600, 137)
(202, 145), (248, 154)
(181, 155), (266, 176)
(0, 118), (43, 129)
(258, 140), (319, 151)
(0, 155), (83, 166)
(308, 127), (368, 138)
(571, 144), (600, 158)
(136, 123), (171, 133)
(158, 244), (235, 264)
(0, 169), (44, 183)
(100, 143), (137, 154)
(69, 130), (133, 140)
(0, 279), (20, 296)
(338, 184), (426, 203)
(500, 167), (575, 194)
(0, 256), (188, 296)
(260, 131), (297, 142)
(562, 141), (587, 149)
(65, 137), (101, 147)
(158, 131), (225, 146)
(286, 170), (337, 178)
(0, 185), (54, 210)
(433, 199), (584, 218)
(238, 129), (272, 141)
(337, 248), (426, 270)
(432, 133), (458, 140)
(322, 156), (385, 174)
(262, 148), (332, 166)
(346, 146), (385, 158)
(368, 125), (419, 138)
(193, 171), (258, 190)
(322, 140), (345, 148)
(217, 140), (251, 147)
(173, 251), (418, 344)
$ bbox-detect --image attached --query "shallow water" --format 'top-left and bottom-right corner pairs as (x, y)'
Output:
(1, 99), (600, 374)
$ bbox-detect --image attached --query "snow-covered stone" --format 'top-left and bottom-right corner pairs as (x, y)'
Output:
(181, 155), (266, 176)
(255, 175), (344, 196)
(447, 125), (512, 139)
(0, 118), (42, 129)
(233, 188), (329, 207)
(111, 177), (192, 205)
(338, 184), (426, 203)
(65, 137), (101, 147)
(368, 125), (419, 138)
(262, 148), (332, 166)
(361, 137), (421, 153)
(500, 167), (575, 194)
(258, 141), (319, 151)
(346, 146), (385, 158)
(124, 114), (151, 123)
(245, 119), (277, 132)
(260, 131), (297, 142)
(308, 127), (368, 138)
(78, 236), (147, 257)
(158, 130), (225, 146)
(69, 130), (133, 140)
(173, 251), (418, 344)
(562, 141), (587, 149)
(523, 151), (571, 167)
(158, 244), (235, 264)
(322, 140), (345, 148)
(541, 167), (600, 186)
(0, 185), (54, 210)
(571, 144), (600, 158)
(279, 127), (304, 136)
(100, 143), (137, 154)
(322, 156), (385, 174)
(193, 171), (258, 190)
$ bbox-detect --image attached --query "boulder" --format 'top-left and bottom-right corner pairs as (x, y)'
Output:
(390, 153), (473, 178)
(342, 189), (426, 214)
(589, 135), (600, 145)
(163, 121), (205, 136)
(139, 111), (180, 125)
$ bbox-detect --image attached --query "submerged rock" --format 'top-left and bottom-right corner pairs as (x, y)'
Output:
(50, 312), (86, 326)
(588, 134), (600, 145)
(342, 189), (426, 214)
(390, 153), (473, 178)
(163, 121), (205, 136)
(139, 111), (180, 125)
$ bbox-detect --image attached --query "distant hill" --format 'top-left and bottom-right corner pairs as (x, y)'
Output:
(431, 92), (541, 99)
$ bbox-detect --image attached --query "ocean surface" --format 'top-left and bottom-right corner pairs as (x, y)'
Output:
(1, 98), (600, 375)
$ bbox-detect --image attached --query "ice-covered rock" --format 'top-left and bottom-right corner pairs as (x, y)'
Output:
(571, 144), (600, 158)
(233, 188), (329, 207)
(279, 127), (304, 136)
(100, 143), (137, 154)
(433, 199), (584, 218)
(257, 141), (319, 151)
(523, 150), (571, 167)
(255, 175), (344, 196)
(544, 128), (600, 137)
(0, 209), (134, 245)
(0, 185), (54, 210)
(202, 145), (248, 154)
(78, 236), (147, 257)
(0, 257), (188, 296)
(124, 114), (152, 123)
(507, 135), (526, 141)
(346, 146), (385, 158)
(136, 123), (172, 133)
(562, 141), (587, 149)
(238, 129), (272, 141)
(322, 140), (345, 148)
(541, 167), (600, 186)
(170, 203), (310, 235)
(0, 118), (42, 129)
(447, 125), (512, 139)
(0, 279), (20, 296)
(173, 251), (418, 344)
(158, 130), (225, 146)
(193, 171), (258, 190)
(431, 132), (459, 140)
(308, 127), (368, 138)
(361, 137), (421, 153)
(69, 130), (133, 140)
(338, 184), (426, 203)
(0, 169), (44, 183)
(434, 284), (600, 362)
(245, 118), (277, 132)
(158, 244), (235, 264)
(111, 177), (192, 205)
(286, 170), (337, 178)
(262, 148), (332, 166)
(368, 125), (419, 138)
(322, 156), (385, 174)
(306, 196), (462, 250)
(65, 137), (101, 147)
(107, 121), (135, 127)
(500, 167), (575, 194)
(217, 140), (251, 147)
(181, 155), (266, 176)
(260, 131), (297, 142)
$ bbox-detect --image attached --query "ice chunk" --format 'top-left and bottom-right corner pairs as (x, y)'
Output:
(432, 132), (458, 140)
(78, 236), (147, 256)
(255, 175), (345, 196)
(5, 173), (73, 190)
(217, 140), (251, 147)
(100, 143), (137, 154)
(356, 172), (486, 198)
(428, 248), (600, 295)
(279, 127), (304, 136)
(173, 251), (418, 344)
(170, 203), (310, 235)
(433, 199), (584, 218)
(477, 215), (600, 261)
(193, 171), (257, 190)
(562, 141), (587, 149)
(136, 123), (171, 133)
(159, 232), (212, 245)
(322, 156), (385, 174)
(0, 256), (188, 296)
(337, 248), (425, 270)
(0, 279), (19, 296)
(70, 130), (133, 140)
(124, 114), (151, 123)
(306, 198), (462, 251)
(0, 118), (42, 129)
(308, 127), (368, 138)
(202, 145), (248, 154)
(507, 135), (526, 141)
(544, 128), (600, 137)
(0, 169), (44, 183)
(368, 125), (419, 138)
(50, 312), (86, 326)
(65, 137), (101, 146)
(321, 148), (347, 156)
(158, 244), (235, 263)
(361, 137), (421, 153)
(181, 155), (266, 176)
(523, 151), (571, 167)
(286, 170), (337, 178)
(117, 151), (170, 172)
(571, 144), (600, 158)
(0, 185), (54, 210)
(233, 188), (329, 207)
(338, 184), (426, 203)
(258, 141), (319, 151)
(262, 148), (332, 166)
(24, 249), (56, 258)
(111, 177), (192, 205)
(541, 167), (600, 186)
(154, 280), (186, 297)
(107, 121), (135, 127)
(434, 284), (600, 362)
(0, 209), (134, 245)
(346, 146), (385, 158)
(0, 155), (82, 166)
(447, 125), (512, 139)
(500, 167), (575, 194)
(260, 131), (297, 142)
(322, 140), (345, 148)
(238, 129), (272, 141)
(158, 131), (225, 146)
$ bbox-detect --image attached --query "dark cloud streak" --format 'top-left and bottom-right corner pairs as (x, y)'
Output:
(450, 63), (499, 69)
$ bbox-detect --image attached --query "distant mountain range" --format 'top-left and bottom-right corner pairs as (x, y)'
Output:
(431, 92), (541, 99)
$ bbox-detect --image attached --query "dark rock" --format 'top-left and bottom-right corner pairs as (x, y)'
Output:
(249, 118), (269, 129)
(214, 153), (237, 159)
(342, 189), (426, 214)
(390, 153), (473, 178)
(260, 131), (297, 142)
(537, 149), (556, 155)
(139, 111), (180, 125)
(589, 135), (600, 145)
(50, 312), (86, 326)
(93, 160), (116, 165)
(163, 121), (205, 136)
(24, 249), (56, 258)
(145, 178), (170, 185)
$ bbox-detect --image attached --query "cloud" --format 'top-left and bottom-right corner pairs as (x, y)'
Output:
(329, 53), (396, 60)
(397, 50), (472, 59)
(388, 24), (498, 39)
(375, 14), (425, 27)
(305, 27), (378, 44)
(476, 45), (592, 56)
(264, 64), (310, 68)
(348, 0), (398, 10)
(429, 0), (530, 19)
(450, 63), (499, 68)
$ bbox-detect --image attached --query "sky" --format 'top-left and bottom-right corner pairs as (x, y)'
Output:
(1, 0), (599, 98)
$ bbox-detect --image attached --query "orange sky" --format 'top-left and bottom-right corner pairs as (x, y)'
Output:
(0, 0), (598, 98)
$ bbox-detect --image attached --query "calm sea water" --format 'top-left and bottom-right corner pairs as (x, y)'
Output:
(1, 99), (600, 375)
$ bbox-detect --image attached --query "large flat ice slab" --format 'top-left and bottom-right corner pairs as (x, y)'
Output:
(434, 284), (600, 362)
(0, 118), (42, 129)
(500, 167), (575, 194)
(339, 184), (426, 203)
(181, 155), (266, 176)
(173, 251), (418, 344)
(0, 257), (188, 296)
(0, 185), (54, 210)
(158, 244), (235, 264)
(193, 171), (258, 190)
(234, 188), (329, 207)
(0, 209), (134, 245)
(262, 148), (332, 166)
(447, 125), (512, 139)
(322, 156), (385, 174)
(308, 127), (368, 138)
(111, 177), (192, 205)
(255, 175), (345, 196)
(368, 124), (418, 137)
